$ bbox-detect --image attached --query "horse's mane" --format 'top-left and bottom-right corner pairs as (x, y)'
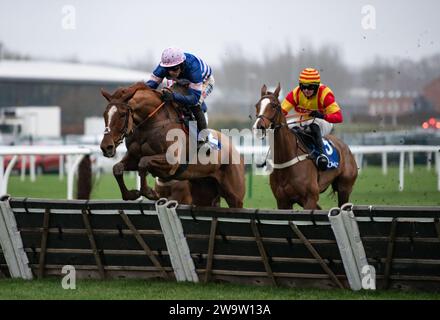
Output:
(112, 82), (151, 100)
(110, 80), (190, 104)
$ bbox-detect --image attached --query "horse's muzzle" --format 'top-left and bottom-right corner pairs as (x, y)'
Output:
(100, 142), (116, 158)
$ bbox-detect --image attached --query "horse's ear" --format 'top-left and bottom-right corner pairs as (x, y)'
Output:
(261, 84), (267, 97)
(101, 89), (112, 102)
(274, 83), (281, 98)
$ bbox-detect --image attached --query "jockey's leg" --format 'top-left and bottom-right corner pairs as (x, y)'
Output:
(193, 104), (208, 131)
(309, 122), (329, 170)
(309, 123), (324, 152)
(194, 75), (214, 148)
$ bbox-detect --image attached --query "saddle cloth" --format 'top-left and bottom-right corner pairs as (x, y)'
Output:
(308, 138), (340, 170)
(291, 127), (340, 170)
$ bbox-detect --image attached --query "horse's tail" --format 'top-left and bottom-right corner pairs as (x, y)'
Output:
(77, 155), (92, 200)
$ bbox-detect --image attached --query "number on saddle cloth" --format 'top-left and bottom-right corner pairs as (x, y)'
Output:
(308, 138), (340, 170)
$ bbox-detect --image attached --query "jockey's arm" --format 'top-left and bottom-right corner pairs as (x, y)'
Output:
(324, 110), (343, 123)
(322, 90), (343, 123)
(172, 82), (202, 106)
(281, 91), (296, 115)
(145, 65), (166, 89)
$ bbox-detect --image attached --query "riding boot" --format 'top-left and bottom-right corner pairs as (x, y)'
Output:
(192, 104), (209, 149)
(309, 123), (329, 170)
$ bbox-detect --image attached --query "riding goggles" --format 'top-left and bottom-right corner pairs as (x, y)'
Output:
(299, 83), (319, 91)
(166, 65), (181, 72)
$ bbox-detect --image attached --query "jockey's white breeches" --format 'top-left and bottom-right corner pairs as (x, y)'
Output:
(287, 117), (334, 136)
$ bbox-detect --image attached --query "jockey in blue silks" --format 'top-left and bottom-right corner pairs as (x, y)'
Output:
(145, 47), (215, 147)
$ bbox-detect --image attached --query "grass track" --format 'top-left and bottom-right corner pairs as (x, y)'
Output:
(1, 279), (439, 300)
(6, 165), (440, 209)
(2, 165), (440, 299)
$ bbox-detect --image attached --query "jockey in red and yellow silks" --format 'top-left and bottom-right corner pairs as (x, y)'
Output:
(281, 68), (343, 170)
(281, 68), (343, 123)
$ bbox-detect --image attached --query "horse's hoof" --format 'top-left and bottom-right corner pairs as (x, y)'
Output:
(123, 190), (141, 201)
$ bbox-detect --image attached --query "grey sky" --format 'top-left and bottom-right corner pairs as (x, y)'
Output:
(1, 0), (439, 69)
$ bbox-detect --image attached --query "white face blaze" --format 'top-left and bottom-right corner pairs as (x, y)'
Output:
(252, 98), (271, 130)
(105, 105), (117, 133)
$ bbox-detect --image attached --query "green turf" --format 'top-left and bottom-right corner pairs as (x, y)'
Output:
(6, 165), (440, 209)
(0, 278), (439, 300)
(247, 166), (440, 209)
(3, 166), (440, 300)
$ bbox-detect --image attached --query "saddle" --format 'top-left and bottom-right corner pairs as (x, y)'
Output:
(290, 125), (317, 155)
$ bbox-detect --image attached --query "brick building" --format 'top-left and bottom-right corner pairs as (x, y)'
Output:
(423, 77), (440, 113)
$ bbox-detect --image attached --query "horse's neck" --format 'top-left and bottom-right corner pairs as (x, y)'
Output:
(272, 124), (299, 164)
(131, 89), (178, 126)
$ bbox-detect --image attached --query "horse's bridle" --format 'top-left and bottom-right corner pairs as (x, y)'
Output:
(256, 94), (310, 165)
(104, 101), (166, 145)
(103, 102), (132, 146)
(257, 95), (284, 130)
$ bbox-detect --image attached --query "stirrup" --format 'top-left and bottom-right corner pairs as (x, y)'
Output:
(316, 154), (329, 170)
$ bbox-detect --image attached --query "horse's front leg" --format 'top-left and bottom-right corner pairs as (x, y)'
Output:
(138, 163), (159, 200)
(113, 157), (141, 201)
(138, 154), (179, 200)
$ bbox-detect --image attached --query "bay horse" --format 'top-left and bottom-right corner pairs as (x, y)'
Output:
(99, 82), (245, 208)
(253, 84), (358, 209)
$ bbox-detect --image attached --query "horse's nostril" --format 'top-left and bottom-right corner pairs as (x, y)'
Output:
(101, 144), (114, 155)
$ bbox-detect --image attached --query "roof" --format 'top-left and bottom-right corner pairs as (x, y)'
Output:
(0, 60), (149, 83)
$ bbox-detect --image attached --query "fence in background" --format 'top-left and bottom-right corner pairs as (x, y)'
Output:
(0, 144), (439, 201)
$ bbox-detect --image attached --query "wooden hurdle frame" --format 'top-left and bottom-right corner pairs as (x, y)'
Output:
(1, 197), (440, 291)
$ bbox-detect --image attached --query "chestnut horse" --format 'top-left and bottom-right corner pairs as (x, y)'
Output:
(253, 84), (358, 209)
(100, 82), (245, 208)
